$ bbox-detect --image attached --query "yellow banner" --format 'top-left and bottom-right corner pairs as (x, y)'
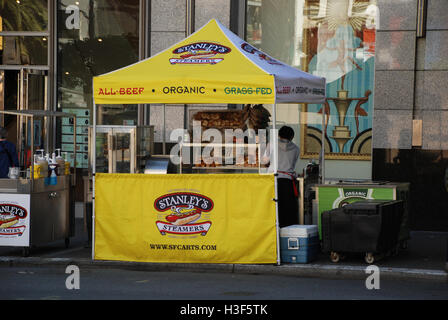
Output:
(94, 173), (277, 264)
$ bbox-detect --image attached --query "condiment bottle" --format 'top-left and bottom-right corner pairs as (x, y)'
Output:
(32, 154), (41, 179)
(55, 149), (65, 176)
(36, 149), (48, 178)
(64, 152), (71, 175)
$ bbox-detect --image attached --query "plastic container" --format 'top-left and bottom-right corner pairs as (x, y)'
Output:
(343, 200), (403, 253)
(31, 154), (41, 179)
(7, 167), (19, 179)
(280, 225), (319, 263)
(55, 148), (65, 176)
(64, 152), (70, 175)
(49, 164), (57, 185)
(321, 200), (404, 264)
(36, 149), (48, 178)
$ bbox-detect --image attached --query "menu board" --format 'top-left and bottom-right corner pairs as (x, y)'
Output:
(61, 108), (90, 168)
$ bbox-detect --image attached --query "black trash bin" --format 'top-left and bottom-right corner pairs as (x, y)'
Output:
(322, 200), (404, 264)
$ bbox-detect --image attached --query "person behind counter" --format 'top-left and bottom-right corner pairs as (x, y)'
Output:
(262, 126), (300, 228)
(0, 127), (19, 178)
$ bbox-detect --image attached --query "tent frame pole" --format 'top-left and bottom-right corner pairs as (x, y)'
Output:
(92, 90), (96, 260)
(163, 104), (166, 155)
(320, 105), (325, 184)
(273, 103), (280, 265)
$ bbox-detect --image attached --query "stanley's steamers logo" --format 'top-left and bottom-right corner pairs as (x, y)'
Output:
(169, 42), (231, 65)
(0, 204), (27, 237)
(154, 192), (214, 236)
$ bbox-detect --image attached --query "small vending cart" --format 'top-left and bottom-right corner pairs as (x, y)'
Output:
(91, 19), (326, 264)
(0, 110), (76, 256)
(314, 181), (411, 247)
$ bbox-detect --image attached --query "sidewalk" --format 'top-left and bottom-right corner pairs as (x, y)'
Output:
(1, 219), (447, 282)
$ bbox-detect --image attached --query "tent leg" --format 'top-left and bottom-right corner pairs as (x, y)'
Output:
(275, 175), (280, 266)
(273, 104), (281, 266)
(92, 94), (96, 260)
(163, 104), (166, 155)
(320, 104), (325, 184)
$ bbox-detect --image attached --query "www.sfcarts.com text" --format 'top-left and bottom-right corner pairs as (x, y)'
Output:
(149, 244), (217, 251)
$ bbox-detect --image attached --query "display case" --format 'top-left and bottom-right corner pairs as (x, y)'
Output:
(181, 106), (272, 174)
(88, 125), (154, 174)
(179, 142), (263, 173)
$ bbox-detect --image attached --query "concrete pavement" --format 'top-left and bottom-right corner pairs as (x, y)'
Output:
(1, 219), (447, 282)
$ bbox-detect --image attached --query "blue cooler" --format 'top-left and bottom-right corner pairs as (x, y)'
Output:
(280, 225), (319, 263)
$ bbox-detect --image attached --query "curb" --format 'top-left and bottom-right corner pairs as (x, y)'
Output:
(234, 263), (448, 282)
(1, 256), (446, 282)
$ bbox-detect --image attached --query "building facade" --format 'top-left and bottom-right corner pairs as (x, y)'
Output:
(0, 0), (447, 230)
(372, 0), (448, 231)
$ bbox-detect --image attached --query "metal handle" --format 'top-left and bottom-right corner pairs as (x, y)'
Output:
(49, 192), (58, 199)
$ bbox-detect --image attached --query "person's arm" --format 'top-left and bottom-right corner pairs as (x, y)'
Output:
(261, 142), (271, 167)
(291, 145), (300, 173)
(9, 143), (19, 167)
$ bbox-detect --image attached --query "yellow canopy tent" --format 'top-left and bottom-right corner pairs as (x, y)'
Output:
(93, 19), (325, 105)
(91, 19), (326, 264)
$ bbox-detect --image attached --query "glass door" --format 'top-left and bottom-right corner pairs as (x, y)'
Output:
(113, 128), (136, 173)
(0, 70), (20, 147)
(18, 69), (47, 168)
(93, 130), (110, 173)
(89, 126), (136, 174)
(0, 68), (47, 168)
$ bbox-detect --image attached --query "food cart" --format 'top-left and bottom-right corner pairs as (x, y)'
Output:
(91, 19), (326, 264)
(0, 110), (76, 256)
(314, 180), (410, 247)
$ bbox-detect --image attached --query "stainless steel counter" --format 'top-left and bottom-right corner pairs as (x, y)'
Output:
(0, 175), (71, 194)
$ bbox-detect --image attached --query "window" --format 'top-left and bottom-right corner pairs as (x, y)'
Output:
(246, 0), (378, 162)
(0, 0), (49, 65)
(57, 0), (140, 168)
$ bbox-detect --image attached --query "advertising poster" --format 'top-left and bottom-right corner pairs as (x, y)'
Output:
(94, 174), (278, 264)
(0, 194), (31, 247)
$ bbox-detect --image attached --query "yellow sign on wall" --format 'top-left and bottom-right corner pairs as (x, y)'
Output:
(94, 173), (277, 264)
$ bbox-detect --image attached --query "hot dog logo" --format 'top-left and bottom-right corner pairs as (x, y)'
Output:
(169, 42), (231, 65)
(0, 204), (27, 237)
(154, 192), (213, 236)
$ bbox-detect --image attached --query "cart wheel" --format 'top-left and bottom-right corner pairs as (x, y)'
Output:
(64, 238), (70, 248)
(22, 247), (30, 257)
(365, 253), (375, 264)
(330, 252), (340, 263)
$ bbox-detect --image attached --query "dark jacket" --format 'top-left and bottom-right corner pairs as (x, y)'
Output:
(0, 140), (19, 178)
